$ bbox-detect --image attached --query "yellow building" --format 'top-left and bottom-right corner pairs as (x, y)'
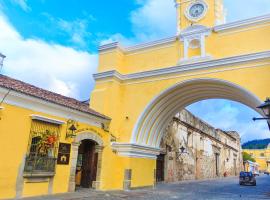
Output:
(91, 0), (270, 192)
(1, 0), (270, 199)
(243, 145), (270, 173)
(0, 75), (112, 199)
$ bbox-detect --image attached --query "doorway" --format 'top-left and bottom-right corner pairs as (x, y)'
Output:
(75, 140), (98, 188)
(156, 154), (165, 182)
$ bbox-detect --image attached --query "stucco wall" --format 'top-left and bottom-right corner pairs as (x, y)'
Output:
(161, 109), (243, 182)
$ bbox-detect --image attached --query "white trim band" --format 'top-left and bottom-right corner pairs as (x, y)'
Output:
(0, 88), (109, 127)
(31, 115), (65, 125)
(111, 142), (161, 159)
(214, 13), (270, 32)
(94, 50), (270, 81)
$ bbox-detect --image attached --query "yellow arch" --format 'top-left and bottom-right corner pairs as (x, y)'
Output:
(131, 78), (263, 148)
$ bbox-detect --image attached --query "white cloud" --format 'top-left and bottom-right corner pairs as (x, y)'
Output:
(43, 13), (94, 48)
(11, 0), (30, 12)
(100, 0), (176, 46)
(187, 100), (269, 143)
(224, 0), (270, 22)
(130, 0), (176, 41)
(0, 14), (98, 99)
(101, 0), (270, 46)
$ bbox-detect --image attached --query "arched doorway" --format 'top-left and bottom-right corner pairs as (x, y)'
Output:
(75, 139), (98, 188)
(68, 132), (104, 192)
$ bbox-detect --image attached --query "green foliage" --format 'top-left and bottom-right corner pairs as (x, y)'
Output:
(242, 139), (270, 149)
(242, 152), (256, 162)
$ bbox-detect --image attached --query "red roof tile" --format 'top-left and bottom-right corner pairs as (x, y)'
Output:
(0, 75), (110, 120)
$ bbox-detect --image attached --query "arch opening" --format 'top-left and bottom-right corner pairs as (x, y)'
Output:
(131, 78), (264, 149)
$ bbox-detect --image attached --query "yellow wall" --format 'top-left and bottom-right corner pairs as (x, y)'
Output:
(0, 103), (112, 199)
(243, 149), (270, 172)
(91, 0), (270, 193)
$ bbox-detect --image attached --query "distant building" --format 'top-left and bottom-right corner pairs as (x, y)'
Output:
(243, 160), (259, 174)
(157, 110), (243, 182)
(243, 144), (270, 173)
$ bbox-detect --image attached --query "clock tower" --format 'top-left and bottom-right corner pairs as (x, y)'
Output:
(175, 0), (226, 34)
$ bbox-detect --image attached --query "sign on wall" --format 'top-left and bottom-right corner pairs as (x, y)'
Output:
(57, 143), (71, 165)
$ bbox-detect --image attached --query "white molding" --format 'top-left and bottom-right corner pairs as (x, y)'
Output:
(124, 36), (177, 53)
(0, 88), (109, 127)
(214, 13), (270, 32)
(31, 114), (65, 125)
(98, 42), (123, 52)
(98, 36), (177, 53)
(94, 50), (270, 81)
(97, 14), (270, 54)
(111, 142), (160, 159)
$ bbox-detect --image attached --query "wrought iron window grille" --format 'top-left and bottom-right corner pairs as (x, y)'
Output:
(24, 120), (60, 177)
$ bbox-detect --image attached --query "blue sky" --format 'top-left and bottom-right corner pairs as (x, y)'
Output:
(0, 0), (269, 143)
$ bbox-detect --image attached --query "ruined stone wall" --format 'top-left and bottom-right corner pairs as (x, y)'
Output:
(161, 109), (243, 182)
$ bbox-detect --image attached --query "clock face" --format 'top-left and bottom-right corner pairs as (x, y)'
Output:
(189, 3), (205, 18)
(185, 1), (208, 22)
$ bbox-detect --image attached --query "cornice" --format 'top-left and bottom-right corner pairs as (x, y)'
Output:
(93, 50), (270, 82)
(31, 114), (66, 125)
(0, 88), (110, 127)
(214, 13), (270, 32)
(98, 14), (270, 54)
(111, 142), (161, 159)
(98, 36), (177, 54)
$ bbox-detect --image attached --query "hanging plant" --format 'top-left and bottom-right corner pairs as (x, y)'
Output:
(36, 130), (57, 156)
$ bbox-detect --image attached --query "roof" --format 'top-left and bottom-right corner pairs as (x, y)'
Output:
(0, 74), (110, 120)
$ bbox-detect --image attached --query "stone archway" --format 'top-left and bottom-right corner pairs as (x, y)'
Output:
(68, 132), (104, 192)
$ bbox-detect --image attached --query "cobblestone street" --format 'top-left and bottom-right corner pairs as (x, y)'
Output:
(21, 175), (270, 200)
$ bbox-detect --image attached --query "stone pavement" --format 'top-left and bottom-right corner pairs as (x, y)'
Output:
(21, 175), (270, 200)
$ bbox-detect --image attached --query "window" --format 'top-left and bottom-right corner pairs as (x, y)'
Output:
(187, 131), (192, 147)
(260, 153), (265, 157)
(24, 120), (60, 177)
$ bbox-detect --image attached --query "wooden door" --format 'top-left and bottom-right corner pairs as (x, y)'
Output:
(156, 154), (165, 182)
(80, 140), (98, 188)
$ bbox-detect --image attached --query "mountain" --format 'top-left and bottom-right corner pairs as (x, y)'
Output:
(242, 139), (270, 149)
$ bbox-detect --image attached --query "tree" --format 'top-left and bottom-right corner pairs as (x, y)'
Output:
(242, 152), (256, 162)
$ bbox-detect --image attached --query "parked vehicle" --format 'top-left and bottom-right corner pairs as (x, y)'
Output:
(239, 171), (256, 186)
(264, 171), (270, 175)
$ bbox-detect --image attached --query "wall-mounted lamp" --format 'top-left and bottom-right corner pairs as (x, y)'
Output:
(177, 145), (188, 159)
(253, 98), (270, 130)
(66, 119), (77, 139)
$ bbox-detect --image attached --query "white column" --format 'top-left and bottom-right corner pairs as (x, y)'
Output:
(184, 39), (189, 60)
(200, 35), (206, 57)
(175, 0), (181, 35)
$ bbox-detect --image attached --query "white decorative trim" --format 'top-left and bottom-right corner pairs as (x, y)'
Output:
(185, 0), (208, 22)
(130, 78), (263, 149)
(180, 25), (211, 39)
(179, 25), (211, 59)
(179, 55), (212, 64)
(214, 13), (270, 32)
(125, 36), (177, 53)
(75, 132), (104, 146)
(111, 143), (160, 159)
(98, 36), (177, 53)
(31, 114), (65, 125)
(0, 88), (110, 127)
(94, 50), (270, 81)
(99, 42), (123, 52)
